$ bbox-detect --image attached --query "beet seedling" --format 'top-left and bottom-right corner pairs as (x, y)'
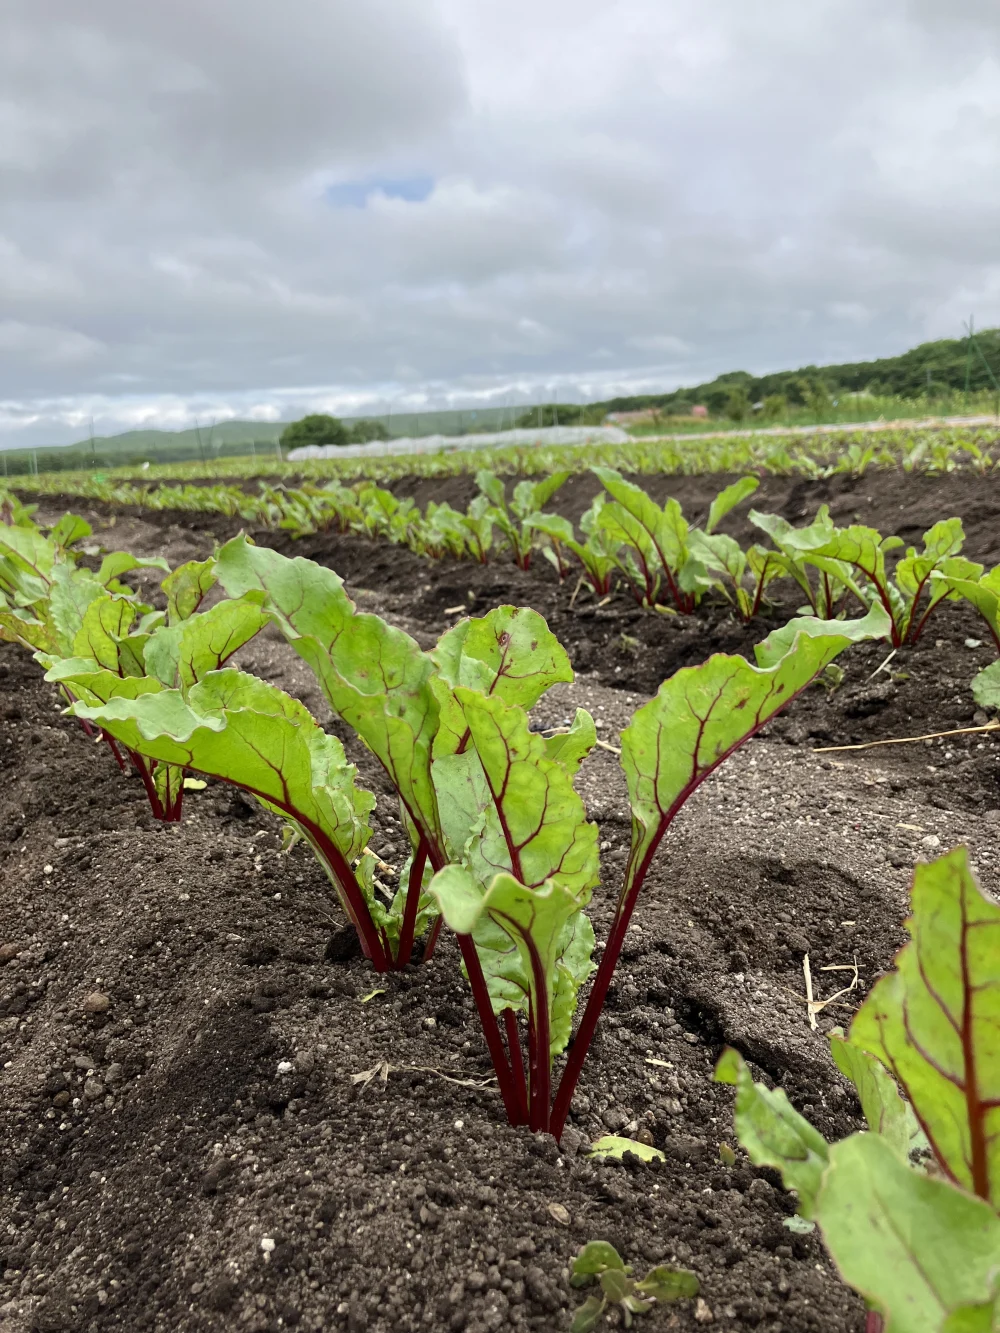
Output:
(591, 469), (760, 612)
(569, 1242), (699, 1331)
(716, 846), (1000, 1332)
(751, 507), (981, 646)
(430, 603), (889, 1135)
(475, 469), (570, 570)
(46, 558), (267, 821)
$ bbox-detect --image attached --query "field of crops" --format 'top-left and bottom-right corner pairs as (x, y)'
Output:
(3, 449), (1000, 1333)
(10, 422), (1000, 494)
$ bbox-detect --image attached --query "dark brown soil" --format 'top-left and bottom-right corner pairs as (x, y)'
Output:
(3, 471), (1000, 1333)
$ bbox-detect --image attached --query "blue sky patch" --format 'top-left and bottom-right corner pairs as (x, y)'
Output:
(326, 175), (434, 209)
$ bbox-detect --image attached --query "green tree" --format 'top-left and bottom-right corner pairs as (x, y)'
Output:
(806, 381), (833, 417)
(349, 418), (390, 444)
(762, 394), (787, 421)
(279, 414), (350, 451)
(725, 386), (751, 422)
(784, 376), (812, 406)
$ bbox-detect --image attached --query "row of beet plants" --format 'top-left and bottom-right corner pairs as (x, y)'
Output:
(52, 466), (1000, 668)
(2, 495), (884, 1123)
(5, 496), (996, 1331)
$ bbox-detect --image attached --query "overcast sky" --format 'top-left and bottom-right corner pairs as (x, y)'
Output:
(3, 0), (1000, 448)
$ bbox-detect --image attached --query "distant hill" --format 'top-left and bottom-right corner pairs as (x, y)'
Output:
(0, 405), (523, 473)
(4, 327), (1000, 476)
(515, 328), (1000, 424)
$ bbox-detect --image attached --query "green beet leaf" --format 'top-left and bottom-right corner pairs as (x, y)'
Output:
(430, 605), (574, 757)
(595, 500), (661, 604)
(544, 708), (597, 777)
(96, 551), (170, 590)
(143, 593), (269, 689)
(817, 1133), (1000, 1333)
(939, 564), (1000, 653)
(449, 687), (598, 898)
(714, 1048), (829, 1219)
(588, 1136), (665, 1164)
(850, 846), (1000, 1204)
(430, 865), (594, 1058)
(0, 524), (59, 586)
(972, 660), (1000, 711)
(68, 671), (385, 951)
(569, 1241), (697, 1332)
(162, 557), (218, 623)
(705, 476), (759, 534)
(635, 1267), (700, 1302)
(47, 566), (111, 654)
(0, 600), (53, 652)
(828, 1029), (926, 1161)
(622, 607), (890, 898)
(941, 1296), (1000, 1333)
(571, 1242), (628, 1282)
(44, 659), (164, 706)
(72, 595), (140, 673)
(569, 1295), (606, 1333)
(47, 512), (92, 552)
(592, 467), (689, 573)
(216, 536), (443, 857)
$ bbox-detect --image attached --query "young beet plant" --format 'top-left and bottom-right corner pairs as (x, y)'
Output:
(43, 557), (267, 821)
(716, 846), (1000, 1333)
(429, 601), (888, 1136)
(73, 540), (582, 976)
(591, 469), (764, 613)
(474, 469), (570, 570)
(70, 537), (888, 1131)
(750, 506), (981, 646)
(569, 1241), (699, 1331)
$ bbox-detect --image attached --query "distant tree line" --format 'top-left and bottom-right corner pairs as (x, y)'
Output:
(514, 328), (1000, 426)
(280, 329), (1000, 447)
(279, 415), (389, 451)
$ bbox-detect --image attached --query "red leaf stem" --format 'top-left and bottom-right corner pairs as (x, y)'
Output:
(394, 838), (429, 968)
(457, 933), (521, 1126)
(504, 1010), (529, 1125)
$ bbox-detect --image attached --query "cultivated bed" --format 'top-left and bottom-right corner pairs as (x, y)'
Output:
(2, 470), (999, 1333)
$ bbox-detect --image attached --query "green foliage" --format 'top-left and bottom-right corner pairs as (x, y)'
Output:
(851, 846), (1000, 1203)
(749, 506), (979, 643)
(569, 1241), (698, 1331)
(3, 510), (895, 1152)
(430, 865), (595, 1074)
(279, 413), (351, 451)
(725, 385), (751, 422)
(591, 468), (764, 612)
(587, 1136), (665, 1163)
(821, 1134), (1000, 1332)
(161, 557), (218, 624)
(714, 1047), (830, 1219)
(828, 1029), (926, 1161)
(717, 847), (1000, 1332)
(474, 469), (570, 570)
(43, 584), (268, 821)
(216, 536), (446, 862)
(761, 393), (787, 420)
(349, 418), (390, 443)
(577, 328), (1000, 418)
(619, 606), (890, 902)
(933, 565), (1000, 656)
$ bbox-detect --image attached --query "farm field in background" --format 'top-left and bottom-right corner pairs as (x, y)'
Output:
(3, 458), (1000, 1331)
(9, 421), (1000, 495)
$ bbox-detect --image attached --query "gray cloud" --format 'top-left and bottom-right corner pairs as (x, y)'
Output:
(2, 0), (1000, 446)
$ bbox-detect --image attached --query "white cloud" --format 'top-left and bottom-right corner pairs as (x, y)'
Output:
(2, 0), (1000, 447)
